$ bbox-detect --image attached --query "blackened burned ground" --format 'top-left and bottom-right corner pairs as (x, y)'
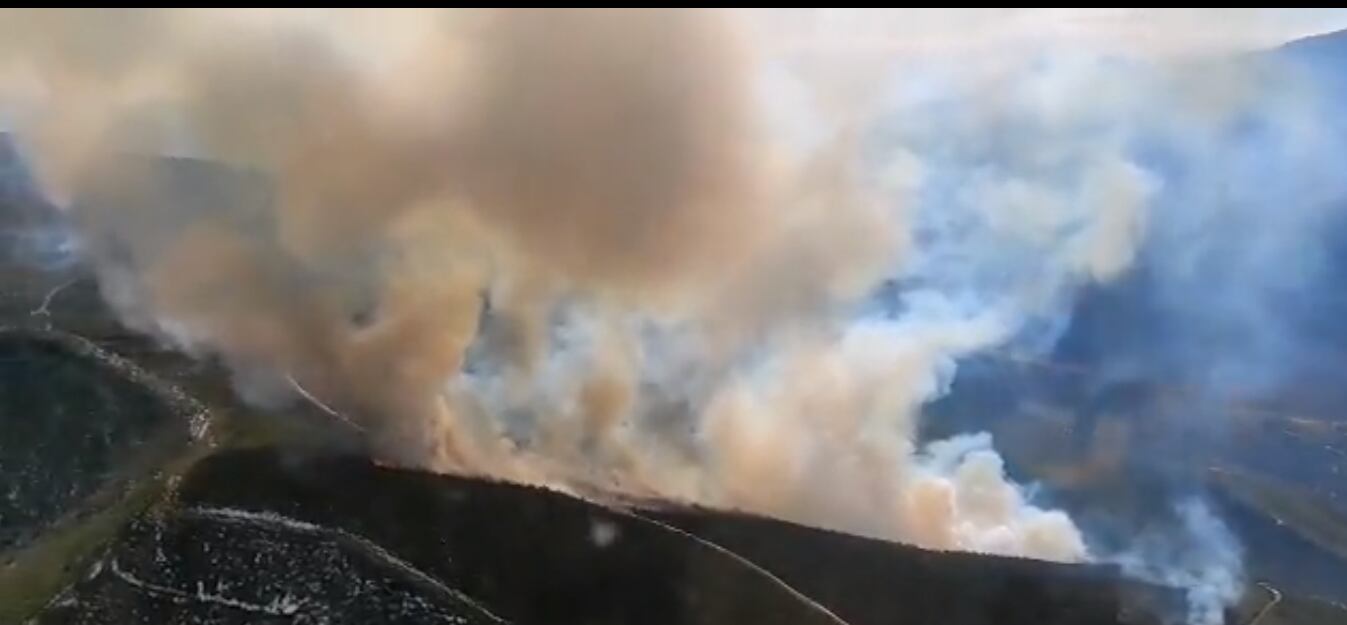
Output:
(37, 447), (1169, 625)
(39, 512), (500, 625)
(649, 505), (1177, 625)
(0, 332), (191, 553)
(65, 448), (844, 625)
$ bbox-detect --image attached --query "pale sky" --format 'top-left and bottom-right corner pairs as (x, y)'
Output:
(748, 8), (1347, 58)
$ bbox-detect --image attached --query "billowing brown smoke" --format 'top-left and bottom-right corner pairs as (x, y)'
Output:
(0, 8), (1098, 560)
(0, 7), (893, 465)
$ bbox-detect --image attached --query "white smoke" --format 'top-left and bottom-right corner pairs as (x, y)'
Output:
(910, 432), (1089, 560)
(854, 47), (1283, 620)
(1111, 500), (1245, 625)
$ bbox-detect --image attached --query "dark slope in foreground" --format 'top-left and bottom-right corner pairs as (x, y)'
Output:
(651, 505), (1173, 625)
(36, 447), (1172, 625)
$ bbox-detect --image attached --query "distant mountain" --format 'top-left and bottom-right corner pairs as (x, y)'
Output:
(1279, 28), (1347, 81)
(1043, 28), (1347, 416)
(926, 28), (1347, 601)
(0, 133), (52, 229)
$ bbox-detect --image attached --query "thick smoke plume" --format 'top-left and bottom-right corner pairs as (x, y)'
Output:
(7, 10), (1340, 618)
(0, 7), (1088, 559)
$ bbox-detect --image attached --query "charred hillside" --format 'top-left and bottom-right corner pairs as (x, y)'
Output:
(37, 446), (1176, 625)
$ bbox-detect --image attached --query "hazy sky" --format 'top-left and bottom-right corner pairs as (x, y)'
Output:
(751, 8), (1347, 58)
(198, 9), (1347, 60)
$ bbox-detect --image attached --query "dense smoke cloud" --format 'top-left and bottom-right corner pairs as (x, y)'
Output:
(0, 7), (876, 493)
